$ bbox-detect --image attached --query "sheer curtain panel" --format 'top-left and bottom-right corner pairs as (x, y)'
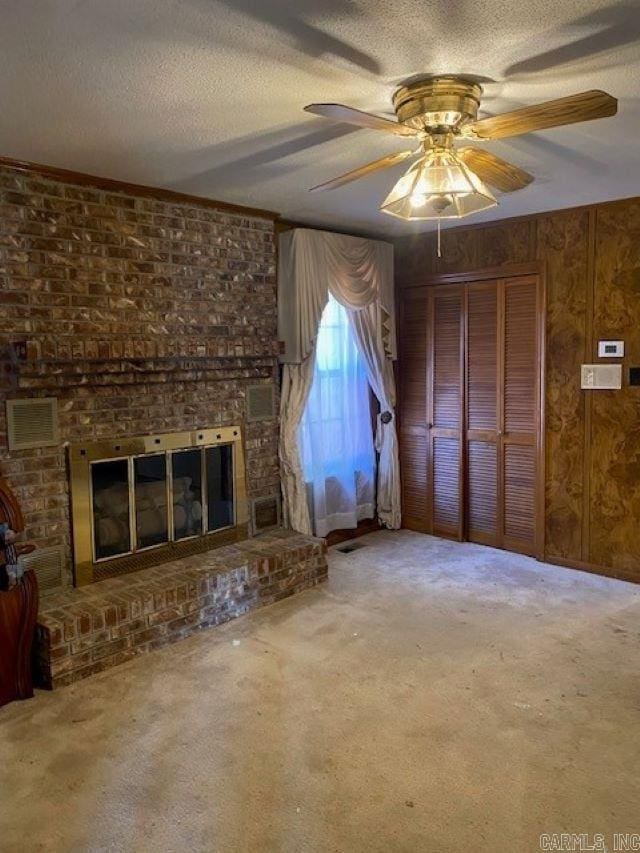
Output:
(298, 296), (375, 537)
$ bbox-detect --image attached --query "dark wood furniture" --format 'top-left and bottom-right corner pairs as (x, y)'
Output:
(399, 267), (545, 558)
(0, 478), (39, 707)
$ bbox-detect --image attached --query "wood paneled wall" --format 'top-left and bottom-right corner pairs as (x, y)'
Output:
(394, 196), (640, 583)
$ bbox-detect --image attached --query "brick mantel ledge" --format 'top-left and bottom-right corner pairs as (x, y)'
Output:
(3, 339), (282, 362)
(35, 529), (328, 689)
(3, 354), (279, 392)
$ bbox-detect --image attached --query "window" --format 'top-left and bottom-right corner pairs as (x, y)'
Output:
(298, 294), (376, 537)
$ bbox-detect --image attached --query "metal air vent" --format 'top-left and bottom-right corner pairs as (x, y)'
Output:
(337, 541), (366, 554)
(250, 495), (281, 534)
(246, 384), (276, 422)
(18, 546), (65, 592)
(6, 398), (59, 451)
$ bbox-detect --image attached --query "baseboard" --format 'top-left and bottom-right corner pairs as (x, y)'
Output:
(400, 522), (640, 586)
(543, 553), (640, 585)
(325, 517), (382, 548)
(401, 517), (431, 534)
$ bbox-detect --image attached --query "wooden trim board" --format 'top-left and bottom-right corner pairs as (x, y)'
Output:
(0, 155), (280, 220)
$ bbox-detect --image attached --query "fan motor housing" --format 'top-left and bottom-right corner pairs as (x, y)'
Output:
(393, 76), (483, 133)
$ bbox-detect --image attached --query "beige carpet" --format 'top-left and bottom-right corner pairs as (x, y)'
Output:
(1, 530), (639, 853)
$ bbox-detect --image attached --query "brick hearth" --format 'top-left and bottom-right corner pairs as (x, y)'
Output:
(35, 530), (328, 688)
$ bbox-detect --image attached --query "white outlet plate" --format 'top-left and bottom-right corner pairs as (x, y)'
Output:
(598, 340), (624, 358)
(581, 364), (622, 390)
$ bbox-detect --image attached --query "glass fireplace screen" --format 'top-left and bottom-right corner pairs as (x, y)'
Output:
(90, 443), (234, 562)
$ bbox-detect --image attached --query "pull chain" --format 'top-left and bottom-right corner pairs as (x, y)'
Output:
(437, 218), (442, 258)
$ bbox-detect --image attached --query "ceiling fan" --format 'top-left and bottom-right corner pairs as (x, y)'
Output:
(305, 76), (618, 222)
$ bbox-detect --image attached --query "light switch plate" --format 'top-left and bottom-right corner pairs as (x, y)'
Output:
(581, 364), (622, 390)
(598, 340), (624, 358)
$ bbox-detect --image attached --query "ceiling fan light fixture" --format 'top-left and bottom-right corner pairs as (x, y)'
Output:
(380, 147), (497, 221)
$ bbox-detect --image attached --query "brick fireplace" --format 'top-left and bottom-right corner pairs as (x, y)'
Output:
(0, 162), (329, 687)
(0, 162), (282, 588)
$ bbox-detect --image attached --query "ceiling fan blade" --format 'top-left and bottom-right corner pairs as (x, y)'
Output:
(304, 103), (417, 137)
(462, 90), (617, 140)
(458, 148), (533, 192)
(309, 149), (415, 192)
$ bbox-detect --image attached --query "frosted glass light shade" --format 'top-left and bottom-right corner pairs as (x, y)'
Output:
(380, 148), (497, 220)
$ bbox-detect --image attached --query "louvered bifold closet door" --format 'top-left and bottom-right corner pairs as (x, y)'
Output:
(465, 282), (499, 546)
(399, 289), (429, 532)
(428, 286), (464, 539)
(500, 277), (539, 555)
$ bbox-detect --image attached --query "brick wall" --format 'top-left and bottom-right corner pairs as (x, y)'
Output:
(0, 165), (280, 584)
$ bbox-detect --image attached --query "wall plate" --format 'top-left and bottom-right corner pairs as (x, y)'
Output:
(581, 364), (622, 390)
(598, 340), (624, 358)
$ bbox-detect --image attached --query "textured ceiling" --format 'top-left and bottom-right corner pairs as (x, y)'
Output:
(1, 0), (639, 236)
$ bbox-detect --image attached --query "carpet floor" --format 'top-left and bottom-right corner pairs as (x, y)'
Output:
(1, 530), (639, 852)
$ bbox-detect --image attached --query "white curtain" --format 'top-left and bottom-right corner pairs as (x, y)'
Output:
(278, 228), (400, 535)
(278, 228), (396, 364)
(279, 355), (316, 535)
(298, 295), (375, 537)
(348, 303), (401, 529)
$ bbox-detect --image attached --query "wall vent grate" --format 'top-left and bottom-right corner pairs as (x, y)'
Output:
(18, 546), (65, 592)
(250, 495), (281, 534)
(6, 398), (59, 451)
(246, 385), (276, 422)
